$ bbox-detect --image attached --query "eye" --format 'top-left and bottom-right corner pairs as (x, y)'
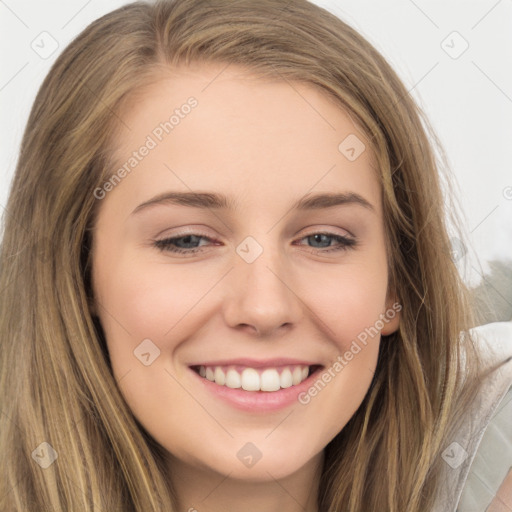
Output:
(153, 230), (356, 255)
(293, 232), (357, 253)
(154, 233), (215, 255)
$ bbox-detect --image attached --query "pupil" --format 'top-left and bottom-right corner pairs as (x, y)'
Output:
(179, 235), (199, 248)
(311, 234), (329, 247)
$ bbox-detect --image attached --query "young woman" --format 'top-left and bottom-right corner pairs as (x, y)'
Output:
(0, 0), (510, 511)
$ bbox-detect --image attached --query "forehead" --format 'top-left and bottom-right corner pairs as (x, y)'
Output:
(106, 62), (381, 213)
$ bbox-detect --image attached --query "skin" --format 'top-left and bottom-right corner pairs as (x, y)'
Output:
(90, 62), (400, 512)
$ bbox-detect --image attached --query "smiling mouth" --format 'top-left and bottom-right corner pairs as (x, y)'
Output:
(190, 364), (323, 392)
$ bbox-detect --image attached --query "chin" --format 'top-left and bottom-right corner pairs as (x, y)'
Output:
(184, 435), (323, 482)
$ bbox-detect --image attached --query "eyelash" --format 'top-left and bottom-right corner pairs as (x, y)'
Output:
(153, 231), (357, 255)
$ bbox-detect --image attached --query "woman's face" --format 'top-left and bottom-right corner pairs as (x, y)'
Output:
(91, 62), (399, 482)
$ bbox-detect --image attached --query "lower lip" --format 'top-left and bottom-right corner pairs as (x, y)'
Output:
(189, 367), (322, 412)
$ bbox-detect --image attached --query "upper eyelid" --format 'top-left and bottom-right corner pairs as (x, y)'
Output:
(156, 229), (355, 243)
(154, 231), (356, 251)
(155, 223), (355, 238)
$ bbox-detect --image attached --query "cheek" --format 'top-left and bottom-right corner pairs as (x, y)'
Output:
(91, 238), (391, 479)
(92, 256), (213, 434)
(303, 261), (389, 347)
(295, 264), (387, 429)
(94, 253), (213, 349)
(95, 247), (389, 391)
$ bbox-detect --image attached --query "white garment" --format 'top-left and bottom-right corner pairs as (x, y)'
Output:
(432, 321), (512, 511)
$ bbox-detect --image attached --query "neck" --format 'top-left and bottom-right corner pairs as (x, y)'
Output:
(168, 452), (323, 512)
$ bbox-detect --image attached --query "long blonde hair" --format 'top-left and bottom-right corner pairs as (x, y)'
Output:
(0, 0), (496, 510)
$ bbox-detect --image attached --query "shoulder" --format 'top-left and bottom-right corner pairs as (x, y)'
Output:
(469, 320), (512, 366)
(456, 321), (512, 511)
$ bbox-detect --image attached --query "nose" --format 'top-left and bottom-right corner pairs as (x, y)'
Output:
(222, 241), (303, 338)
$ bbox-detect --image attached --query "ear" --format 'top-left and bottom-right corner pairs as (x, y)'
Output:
(381, 294), (401, 336)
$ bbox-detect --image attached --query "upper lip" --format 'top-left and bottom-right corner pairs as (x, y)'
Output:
(188, 358), (322, 368)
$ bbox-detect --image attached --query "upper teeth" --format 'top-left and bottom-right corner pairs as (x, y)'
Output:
(197, 365), (310, 392)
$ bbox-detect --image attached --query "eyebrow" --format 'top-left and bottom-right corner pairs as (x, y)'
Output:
(130, 191), (375, 215)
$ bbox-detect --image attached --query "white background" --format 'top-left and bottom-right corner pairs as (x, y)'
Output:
(1, 0), (511, 285)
